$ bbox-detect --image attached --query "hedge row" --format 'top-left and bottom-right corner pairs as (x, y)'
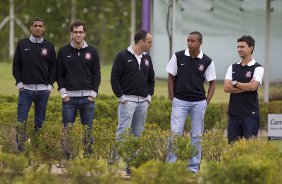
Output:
(0, 127), (281, 183)
(1, 95), (282, 131)
(1, 94), (282, 183)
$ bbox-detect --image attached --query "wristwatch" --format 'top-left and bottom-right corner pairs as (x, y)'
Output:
(232, 81), (238, 87)
(61, 93), (68, 99)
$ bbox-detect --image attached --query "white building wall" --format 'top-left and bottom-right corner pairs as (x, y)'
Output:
(151, 0), (282, 81)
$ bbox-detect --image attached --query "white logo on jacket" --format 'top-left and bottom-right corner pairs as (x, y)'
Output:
(41, 48), (48, 56)
(85, 52), (91, 60)
(144, 59), (149, 67)
(245, 71), (252, 78)
(198, 64), (204, 71)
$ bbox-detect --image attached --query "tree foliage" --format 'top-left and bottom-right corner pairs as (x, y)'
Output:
(0, 0), (142, 64)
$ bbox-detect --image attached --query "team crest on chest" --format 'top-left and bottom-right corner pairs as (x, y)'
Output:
(41, 48), (48, 56)
(198, 64), (204, 71)
(85, 52), (92, 60)
(245, 71), (252, 78)
(144, 59), (149, 67)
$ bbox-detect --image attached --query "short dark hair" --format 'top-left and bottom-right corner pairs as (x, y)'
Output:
(134, 30), (149, 44)
(31, 17), (44, 25)
(189, 31), (202, 42)
(237, 35), (255, 53)
(70, 20), (86, 32)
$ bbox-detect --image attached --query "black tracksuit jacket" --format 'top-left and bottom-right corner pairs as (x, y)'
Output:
(111, 49), (155, 98)
(12, 38), (56, 85)
(56, 44), (101, 93)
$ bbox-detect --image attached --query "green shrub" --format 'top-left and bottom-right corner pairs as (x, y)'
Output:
(95, 95), (118, 120)
(0, 119), (18, 153)
(1, 95), (281, 132)
(21, 169), (61, 184)
(202, 129), (228, 162)
(0, 152), (29, 175)
(68, 159), (120, 184)
(222, 139), (280, 163)
(201, 154), (282, 184)
(132, 160), (196, 184)
(174, 135), (197, 162)
(117, 124), (170, 168)
(147, 97), (171, 130)
(200, 139), (282, 184)
(205, 103), (228, 130)
(29, 121), (66, 171)
(59, 123), (84, 160)
(92, 118), (117, 161)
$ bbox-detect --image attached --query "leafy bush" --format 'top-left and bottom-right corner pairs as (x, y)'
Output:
(269, 92), (282, 101)
(0, 95), (282, 183)
(147, 97), (171, 130)
(60, 123), (85, 160)
(36, 121), (66, 163)
(200, 139), (282, 184)
(1, 95), (281, 132)
(21, 169), (61, 184)
(68, 159), (120, 184)
(202, 129), (227, 162)
(117, 124), (170, 168)
(174, 135), (197, 162)
(205, 103), (228, 130)
(221, 139), (280, 163)
(0, 152), (29, 175)
(132, 160), (196, 184)
(92, 118), (117, 161)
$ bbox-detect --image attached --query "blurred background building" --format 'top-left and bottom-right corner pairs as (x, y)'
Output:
(150, 0), (282, 82)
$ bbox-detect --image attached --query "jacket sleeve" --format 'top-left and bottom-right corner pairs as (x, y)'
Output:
(48, 44), (56, 86)
(91, 48), (101, 93)
(147, 56), (155, 96)
(12, 42), (22, 85)
(110, 53), (124, 98)
(56, 49), (66, 90)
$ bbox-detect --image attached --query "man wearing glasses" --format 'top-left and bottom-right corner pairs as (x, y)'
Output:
(56, 20), (101, 158)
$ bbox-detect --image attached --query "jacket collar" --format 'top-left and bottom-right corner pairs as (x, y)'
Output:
(29, 35), (43, 43)
(70, 40), (88, 49)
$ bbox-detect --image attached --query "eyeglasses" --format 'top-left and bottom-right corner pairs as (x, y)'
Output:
(33, 25), (43, 28)
(72, 31), (85, 34)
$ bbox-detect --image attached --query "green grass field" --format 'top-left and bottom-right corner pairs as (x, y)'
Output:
(1, 62), (281, 103)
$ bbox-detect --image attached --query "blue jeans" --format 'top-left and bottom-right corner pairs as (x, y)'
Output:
(166, 98), (207, 173)
(115, 101), (149, 140)
(62, 97), (95, 157)
(62, 97), (95, 129)
(17, 89), (50, 128)
(228, 115), (259, 144)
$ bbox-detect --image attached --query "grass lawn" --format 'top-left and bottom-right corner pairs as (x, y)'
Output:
(2, 62), (282, 103)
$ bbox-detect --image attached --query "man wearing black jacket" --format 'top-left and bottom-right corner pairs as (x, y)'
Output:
(111, 30), (155, 176)
(12, 17), (56, 151)
(57, 20), (101, 157)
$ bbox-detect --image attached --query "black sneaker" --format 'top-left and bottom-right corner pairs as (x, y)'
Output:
(125, 167), (131, 176)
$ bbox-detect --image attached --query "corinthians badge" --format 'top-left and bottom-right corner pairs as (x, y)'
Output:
(198, 64), (204, 71)
(144, 59), (149, 67)
(41, 48), (48, 56)
(85, 52), (92, 60)
(245, 71), (252, 78)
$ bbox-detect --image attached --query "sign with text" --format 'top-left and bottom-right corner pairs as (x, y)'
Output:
(268, 114), (282, 139)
